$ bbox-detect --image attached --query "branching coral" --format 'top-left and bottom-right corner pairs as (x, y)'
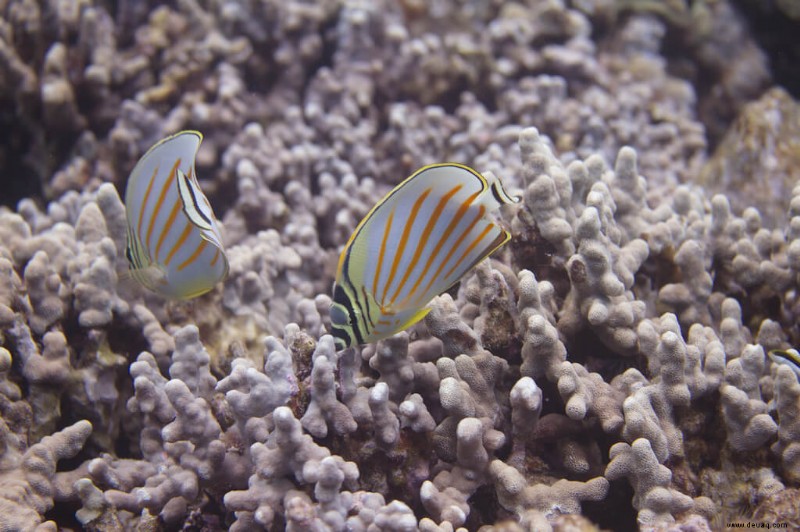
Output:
(605, 438), (694, 529)
(0, 418), (92, 531)
(0, 0), (796, 530)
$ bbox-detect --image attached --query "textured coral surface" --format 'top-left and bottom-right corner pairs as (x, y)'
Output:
(1, 0), (799, 531)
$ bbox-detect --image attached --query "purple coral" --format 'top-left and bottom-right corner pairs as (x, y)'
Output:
(0, 0), (796, 529)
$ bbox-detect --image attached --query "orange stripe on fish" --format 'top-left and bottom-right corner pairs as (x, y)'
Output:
(444, 223), (495, 279)
(373, 208), (395, 298)
(146, 158), (181, 248)
(381, 188), (431, 304)
(178, 239), (207, 271)
(389, 184), (462, 305)
(400, 187), (476, 306)
(137, 166), (159, 239)
(155, 200), (181, 260)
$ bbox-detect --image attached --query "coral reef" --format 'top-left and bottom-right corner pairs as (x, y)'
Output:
(0, 0), (798, 530)
(699, 87), (800, 227)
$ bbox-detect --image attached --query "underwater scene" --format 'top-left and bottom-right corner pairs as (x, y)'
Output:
(1, 0), (800, 530)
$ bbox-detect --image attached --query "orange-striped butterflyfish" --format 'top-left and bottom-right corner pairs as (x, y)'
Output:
(330, 163), (519, 350)
(124, 130), (228, 299)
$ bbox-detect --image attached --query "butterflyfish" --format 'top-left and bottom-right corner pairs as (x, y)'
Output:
(330, 163), (519, 350)
(768, 349), (800, 377)
(124, 130), (228, 299)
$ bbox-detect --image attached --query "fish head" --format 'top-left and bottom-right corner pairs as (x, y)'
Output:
(330, 282), (356, 350)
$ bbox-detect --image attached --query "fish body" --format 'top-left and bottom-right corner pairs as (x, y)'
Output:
(124, 130), (228, 299)
(330, 163), (518, 350)
(768, 348), (800, 377)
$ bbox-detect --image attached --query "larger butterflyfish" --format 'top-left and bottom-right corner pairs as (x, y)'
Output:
(330, 163), (519, 350)
(124, 130), (228, 299)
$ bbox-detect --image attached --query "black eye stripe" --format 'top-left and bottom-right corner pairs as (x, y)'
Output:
(333, 284), (350, 306)
(340, 254), (374, 346)
(332, 327), (351, 349)
(333, 284), (363, 346)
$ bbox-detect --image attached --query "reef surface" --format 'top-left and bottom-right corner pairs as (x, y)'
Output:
(0, 0), (799, 530)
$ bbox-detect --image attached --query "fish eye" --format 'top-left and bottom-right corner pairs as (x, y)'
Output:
(330, 304), (349, 326)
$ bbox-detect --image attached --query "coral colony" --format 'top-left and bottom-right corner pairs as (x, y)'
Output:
(1, 0), (799, 530)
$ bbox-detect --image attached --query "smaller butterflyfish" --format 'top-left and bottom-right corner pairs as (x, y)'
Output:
(330, 163), (519, 350)
(124, 130), (228, 299)
(768, 349), (800, 377)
